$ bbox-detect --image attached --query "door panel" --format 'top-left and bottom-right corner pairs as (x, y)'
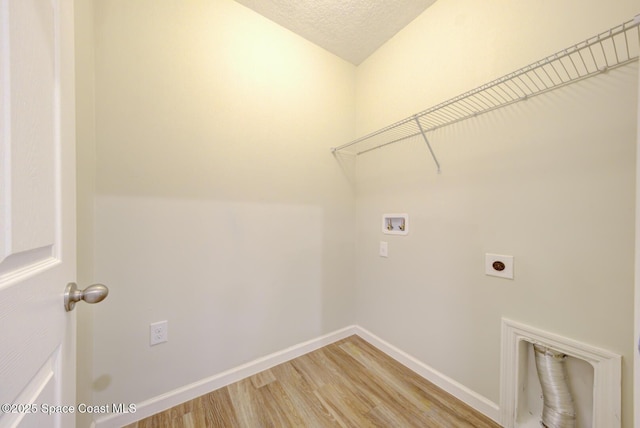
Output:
(0, 0), (75, 426)
(0, 0), (56, 265)
(1, 353), (59, 427)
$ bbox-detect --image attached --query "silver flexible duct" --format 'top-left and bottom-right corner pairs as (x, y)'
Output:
(533, 344), (576, 428)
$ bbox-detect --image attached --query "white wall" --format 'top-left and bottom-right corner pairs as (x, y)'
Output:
(355, 1), (638, 427)
(90, 0), (356, 407)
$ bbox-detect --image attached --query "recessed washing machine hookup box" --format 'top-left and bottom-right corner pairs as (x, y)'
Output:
(382, 214), (408, 236)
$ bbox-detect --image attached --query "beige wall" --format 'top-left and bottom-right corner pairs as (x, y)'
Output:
(90, 0), (356, 407)
(355, 1), (638, 426)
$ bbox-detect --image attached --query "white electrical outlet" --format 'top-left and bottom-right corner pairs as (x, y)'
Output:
(150, 321), (168, 346)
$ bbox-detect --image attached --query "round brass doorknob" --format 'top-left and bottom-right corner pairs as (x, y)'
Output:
(64, 282), (109, 312)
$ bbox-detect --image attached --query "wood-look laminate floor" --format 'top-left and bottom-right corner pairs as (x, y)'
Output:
(123, 335), (501, 427)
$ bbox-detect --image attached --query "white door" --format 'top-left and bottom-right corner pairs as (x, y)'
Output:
(0, 0), (77, 427)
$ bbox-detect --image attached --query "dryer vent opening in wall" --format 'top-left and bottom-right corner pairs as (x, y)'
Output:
(533, 344), (576, 428)
(501, 319), (622, 428)
(519, 343), (589, 428)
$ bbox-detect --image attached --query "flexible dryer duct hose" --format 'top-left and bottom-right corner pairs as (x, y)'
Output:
(533, 344), (576, 428)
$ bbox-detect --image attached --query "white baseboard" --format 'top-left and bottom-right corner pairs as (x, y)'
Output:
(354, 326), (501, 424)
(94, 324), (500, 427)
(93, 325), (358, 428)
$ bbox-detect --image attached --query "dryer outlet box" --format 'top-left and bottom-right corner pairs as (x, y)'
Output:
(486, 253), (514, 279)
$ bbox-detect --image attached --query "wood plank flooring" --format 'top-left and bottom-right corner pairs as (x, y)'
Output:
(123, 335), (501, 427)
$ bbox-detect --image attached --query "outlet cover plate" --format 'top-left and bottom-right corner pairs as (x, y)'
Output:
(485, 253), (514, 279)
(150, 320), (168, 346)
(379, 241), (388, 257)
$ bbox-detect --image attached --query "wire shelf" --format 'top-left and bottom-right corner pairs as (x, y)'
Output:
(332, 15), (640, 170)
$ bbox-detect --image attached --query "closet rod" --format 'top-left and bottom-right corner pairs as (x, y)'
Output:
(331, 15), (640, 162)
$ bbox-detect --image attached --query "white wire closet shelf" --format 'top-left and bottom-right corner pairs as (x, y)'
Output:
(331, 15), (640, 172)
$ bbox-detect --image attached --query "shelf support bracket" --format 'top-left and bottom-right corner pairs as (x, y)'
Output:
(414, 115), (441, 173)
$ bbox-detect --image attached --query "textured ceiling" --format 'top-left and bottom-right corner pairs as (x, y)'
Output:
(234, 0), (437, 65)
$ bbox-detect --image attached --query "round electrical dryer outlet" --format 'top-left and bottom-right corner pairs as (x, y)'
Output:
(485, 254), (514, 279)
